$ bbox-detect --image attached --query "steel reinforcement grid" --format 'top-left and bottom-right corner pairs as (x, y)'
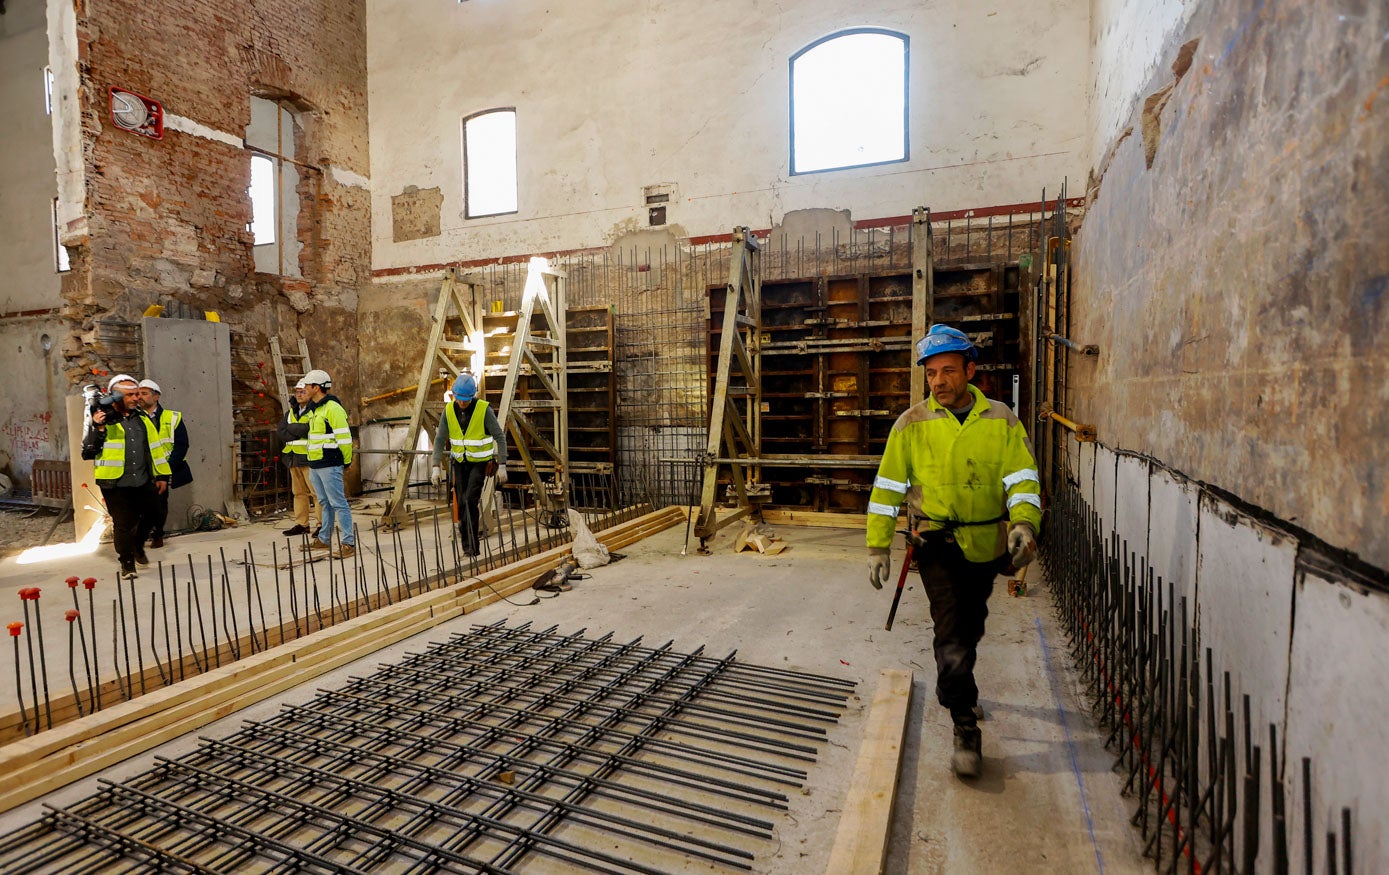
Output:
(1044, 481), (1357, 875)
(0, 620), (854, 874)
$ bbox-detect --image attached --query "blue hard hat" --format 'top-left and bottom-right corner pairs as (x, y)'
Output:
(451, 373), (478, 401)
(915, 324), (977, 365)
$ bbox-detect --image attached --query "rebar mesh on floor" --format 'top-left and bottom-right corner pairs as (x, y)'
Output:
(2, 620), (854, 874)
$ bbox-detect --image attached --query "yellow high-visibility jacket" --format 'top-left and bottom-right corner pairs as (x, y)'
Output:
(867, 384), (1042, 563)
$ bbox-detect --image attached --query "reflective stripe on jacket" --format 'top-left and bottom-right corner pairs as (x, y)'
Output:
(149, 409), (181, 467)
(306, 398), (353, 467)
(445, 400), (496, 463)
(94, 418), (172, 480)
(867, 384), (1042, 563)
(284, 407), (310, 456)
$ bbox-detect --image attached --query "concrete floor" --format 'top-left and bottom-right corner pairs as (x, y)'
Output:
(0, 516), (1150, 873)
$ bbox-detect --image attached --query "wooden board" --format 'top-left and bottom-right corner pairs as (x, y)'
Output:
(761, 509), (872, 530)
(823, 669), (913, 875)
(0, 505), (685, 815)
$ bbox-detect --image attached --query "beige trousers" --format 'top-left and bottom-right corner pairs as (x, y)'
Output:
(290, 465), (321, 527)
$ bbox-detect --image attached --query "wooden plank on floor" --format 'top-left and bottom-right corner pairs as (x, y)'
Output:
(761, 509), (872, 529)
(823, 668), (913, 875)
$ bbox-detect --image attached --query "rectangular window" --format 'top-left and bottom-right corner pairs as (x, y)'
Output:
(249, 154), (276, 245)
(53, 198), (70, 272)
(44, 67), (55, 115)
(464, 109), (518, 218)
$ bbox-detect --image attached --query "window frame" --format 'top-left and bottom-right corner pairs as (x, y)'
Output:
(246, 96), (303, 277)
(462, 107), (519, 220)
(788, 28), (910, 176)
(52, 198), (70, 273)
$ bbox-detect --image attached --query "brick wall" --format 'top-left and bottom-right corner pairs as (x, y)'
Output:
(60, 0), (369, 413)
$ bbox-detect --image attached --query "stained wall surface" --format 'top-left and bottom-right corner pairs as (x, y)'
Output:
(0, 0), (67, 483)
(366, 0), (1091, 269)
(1072, 0), (1389, 571)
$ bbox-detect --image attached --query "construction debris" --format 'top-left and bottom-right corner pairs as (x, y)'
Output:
(734, 521), (788, 555)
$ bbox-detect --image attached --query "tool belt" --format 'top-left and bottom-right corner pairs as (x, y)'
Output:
(912, 515), (1005, 545)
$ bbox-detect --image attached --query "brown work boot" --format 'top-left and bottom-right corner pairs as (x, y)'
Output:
(951, 725), (982, 778)
(333, 544), (355, 559)
(302, 538), (332, 553)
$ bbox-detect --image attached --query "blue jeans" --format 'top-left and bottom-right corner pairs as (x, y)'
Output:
(309, 465), (354, 546)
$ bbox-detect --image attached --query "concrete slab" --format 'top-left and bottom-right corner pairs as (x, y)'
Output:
(1093, 444), (1117, 532)
(0, 522), (1150, 873)
(1146, 466), (1198, 613)
(1283, 566), (1389, 872)
(1194, 494), (1297, 737)
(142, 317), (235, 522)
(1113, 454), (1150, 562)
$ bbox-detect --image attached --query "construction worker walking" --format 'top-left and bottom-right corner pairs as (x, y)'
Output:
(866, 324), (1042, 778)
(277, 379), (321, 537)
(301, 369), (356, 558)
(134, 378), (191, 548)
(430, 373), (507, 556)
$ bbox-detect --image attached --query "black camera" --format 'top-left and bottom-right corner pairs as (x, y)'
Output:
(85, 384), (127, 418)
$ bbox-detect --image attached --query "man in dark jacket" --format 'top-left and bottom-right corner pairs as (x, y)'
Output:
(276, 379), (320, 536)
(82, 375), (169, 579)
(135, 378), (191, 548)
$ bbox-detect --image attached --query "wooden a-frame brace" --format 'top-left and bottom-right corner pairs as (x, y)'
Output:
(694, 227), (762, 550)
(381, 269), (485, 527)
(480, 258), (569, 525)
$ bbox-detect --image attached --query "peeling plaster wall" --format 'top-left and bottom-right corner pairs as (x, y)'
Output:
(1074, 0), (1389, 572)
(1087, 0), (1199, 172)
(0, 0), (67, 483)
(56, 0), (371, 416)
(366, 0), (1091, 269)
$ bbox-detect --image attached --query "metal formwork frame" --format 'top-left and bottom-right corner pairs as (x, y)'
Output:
(481, 258), (569, 525)
(382, 269), (486, 526)
(693, 228), (762, 549)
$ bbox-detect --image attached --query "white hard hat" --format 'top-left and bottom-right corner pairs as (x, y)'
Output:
(107, 374), (137, 391)
(138, 379), (162, 394)
(302, 369), (332, 388)
(294, 378), (307, 390)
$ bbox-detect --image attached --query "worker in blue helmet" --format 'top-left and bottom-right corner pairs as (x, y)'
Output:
(430, 373), (508, 556)
(866, 323), (1042, 778)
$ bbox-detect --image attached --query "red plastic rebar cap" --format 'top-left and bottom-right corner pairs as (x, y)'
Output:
(18, 587), (40, 600)
(6, 622), (21, 636)
(65, 576), (80, 586)
(82, 577), (97, 589)
(65, 609), (79, 622)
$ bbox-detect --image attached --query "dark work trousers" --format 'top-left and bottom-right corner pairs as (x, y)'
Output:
(450, 460), (489, 553)
(102, 482), (158, 565)
(915, 535), (1009, 728)
(148, 486), (169, 540)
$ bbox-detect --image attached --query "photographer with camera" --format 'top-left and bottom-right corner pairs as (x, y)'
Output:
(81, 374), (170, 579)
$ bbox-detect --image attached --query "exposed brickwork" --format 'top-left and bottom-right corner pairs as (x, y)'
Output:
(60, 0), (369, 415)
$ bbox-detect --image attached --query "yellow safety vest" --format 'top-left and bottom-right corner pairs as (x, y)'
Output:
(444, 401), (495, 463)
(305, 399), (353, 465)
(284, 406), (310, 456)
(94, 417), (172, 481)
(150, 409), (182, 467)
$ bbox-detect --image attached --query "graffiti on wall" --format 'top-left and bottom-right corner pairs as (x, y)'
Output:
(1, 411), (55, 477)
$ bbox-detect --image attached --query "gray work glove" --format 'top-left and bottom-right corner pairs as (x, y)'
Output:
(868, 554), (890, 590)
(495, 464), (507, 483)
(1007, 523), (1037, 568)
(430, 465), (442, 486)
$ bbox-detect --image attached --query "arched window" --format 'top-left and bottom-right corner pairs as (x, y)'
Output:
(463, 108), (518, 218)
(790, 29), (908, 175)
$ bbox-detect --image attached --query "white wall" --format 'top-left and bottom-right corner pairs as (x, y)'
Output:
(0, 0), (67, 485)
(367, 0), (1090, 268)
(0, 0), (62, 312)
(1086, 0), (1197, 171)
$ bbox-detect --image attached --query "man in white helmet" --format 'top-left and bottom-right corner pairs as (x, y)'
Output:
(300, 369), (356, 558)
(276, 378), (320, 537)
(866, 324), (1042, 778)
(81, 374), (170, 579)
(133, 378), (191, 548)
(430, 372), (507, 556)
